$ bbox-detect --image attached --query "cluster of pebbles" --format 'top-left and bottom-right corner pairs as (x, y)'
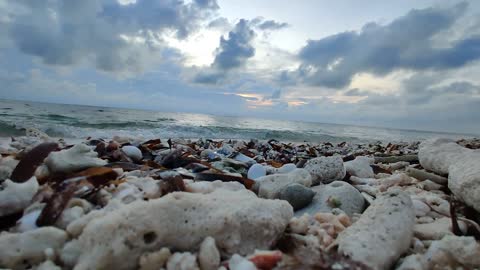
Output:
(0, 130), (479, 270)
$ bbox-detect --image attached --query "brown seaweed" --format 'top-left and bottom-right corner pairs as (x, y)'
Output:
(10, 142), (59, 182)
(159, 174), (186, 194)
(36, 178), (82, 226)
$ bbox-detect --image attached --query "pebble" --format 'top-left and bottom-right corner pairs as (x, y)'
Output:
(198, 237), (220, 270)
(303, 156), (346, 185)
(247, 164), (266, 179)
(256, 169), (312, 199)
(121, 145), (143, 162)
(344, 156), (374, 178)
(295, 181), (365, 217)
(276, 163), (297, 174)
(277, 183), (315, 210)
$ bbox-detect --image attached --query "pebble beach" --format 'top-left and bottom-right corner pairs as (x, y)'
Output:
(0, 129), (479, 270)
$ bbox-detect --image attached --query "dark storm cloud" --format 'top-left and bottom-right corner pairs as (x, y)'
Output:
(212, 19), (255, 70)
(2, 0), (219, 74)
(195, 19), (256, 84)
(286, 2), (480, 88)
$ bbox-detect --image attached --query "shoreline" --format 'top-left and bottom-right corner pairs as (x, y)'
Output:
(0, 134), (479, 269)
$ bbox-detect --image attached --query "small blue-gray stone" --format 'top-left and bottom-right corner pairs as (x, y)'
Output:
(277, 183), (315, 210)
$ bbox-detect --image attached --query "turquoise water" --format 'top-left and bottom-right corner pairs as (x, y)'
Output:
(0, 99), (475, 143)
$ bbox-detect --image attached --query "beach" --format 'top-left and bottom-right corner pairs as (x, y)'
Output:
(0, 130), (479, 270)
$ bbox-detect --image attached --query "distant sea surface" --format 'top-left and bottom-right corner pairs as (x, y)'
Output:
(0, 99), (475, 143)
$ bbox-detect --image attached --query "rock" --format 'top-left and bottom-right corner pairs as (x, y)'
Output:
(121, 146), (143, 162)
(303, 156), (346, 185)
(0, 227), (68, 269)
(247, 164), (266, 179)
(166, 252), (199, 270)
(0, 156), (19, 181)
(36, 260), (62, 270)
(139, 248), (171, 270)
(419, 138), (462, 175)
(423, 235), (480, 269)
(0, 176), (39, 217)
(344, 156), (374, 178)
(45, 144), (107, 173)
(405, 167), (447, 185)
(414, 217), (466, 240)
(277, 183), (315, 210)
(256, 169), (312, 199)
(295, 181), (365, 217)
(223, 158), (248, 170)
(184, 180), (245, 194)
(397, 236), (480, 270)
(234, 153), (256, 167)
(335, 190), (415, 270)
(412, 199), (430, 217)
(228, 254), (256, 270)
(419, 138), (480, 212)
(200, 149), (220, 160)
(276, 163), (297, 174)
(218, 144), (234, 156)
(16, 208), (42, 232)
(416, 179), (443, 191)
(198, 237), (220, 270)
(61, 189), (293, 270)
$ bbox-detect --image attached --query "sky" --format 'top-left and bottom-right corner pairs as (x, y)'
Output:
(0, 0), (480, 134)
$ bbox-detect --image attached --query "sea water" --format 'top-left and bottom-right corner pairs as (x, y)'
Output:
(0, 99), (475, 143)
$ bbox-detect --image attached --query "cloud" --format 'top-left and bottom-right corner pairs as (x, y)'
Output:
(284, 2), (480, 89)
(251, 17), (289, 31)
(194, 19), (256, 84)
(2, 0), (219, 75)
(271, 89), (281, 99)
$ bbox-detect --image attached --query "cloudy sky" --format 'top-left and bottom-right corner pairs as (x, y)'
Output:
(1, 0), (480, 134)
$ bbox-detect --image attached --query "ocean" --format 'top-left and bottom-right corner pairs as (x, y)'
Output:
(0, 99), (475, 143)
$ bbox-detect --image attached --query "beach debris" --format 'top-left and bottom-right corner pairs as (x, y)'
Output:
(121, 145), (143, 162)
(295, 181), (365, 217)
(277, 183), (315, 210)
(0, 156), (19, 181)
(304, 156), (346, 185)
(0, 227), (67, 269)
(256, 169), (312, 199)
(45, 144), (107, 173)
(194, 173), (255, 189)
(0, 135), (478, 269)
(0, 176), (39, 217)
(373, 154), (418, 164)
(397, 235), (480, 270)
(247, 163), (267, 179)
(60, 189), (293, 269)
(344, 156), (374, 178)
(198, 236), (221, 270)
(334, 190), (415, 270)
(419, 138), (480, 212)
(138, 247), (171, 270)
(10, 142), (58, 182)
